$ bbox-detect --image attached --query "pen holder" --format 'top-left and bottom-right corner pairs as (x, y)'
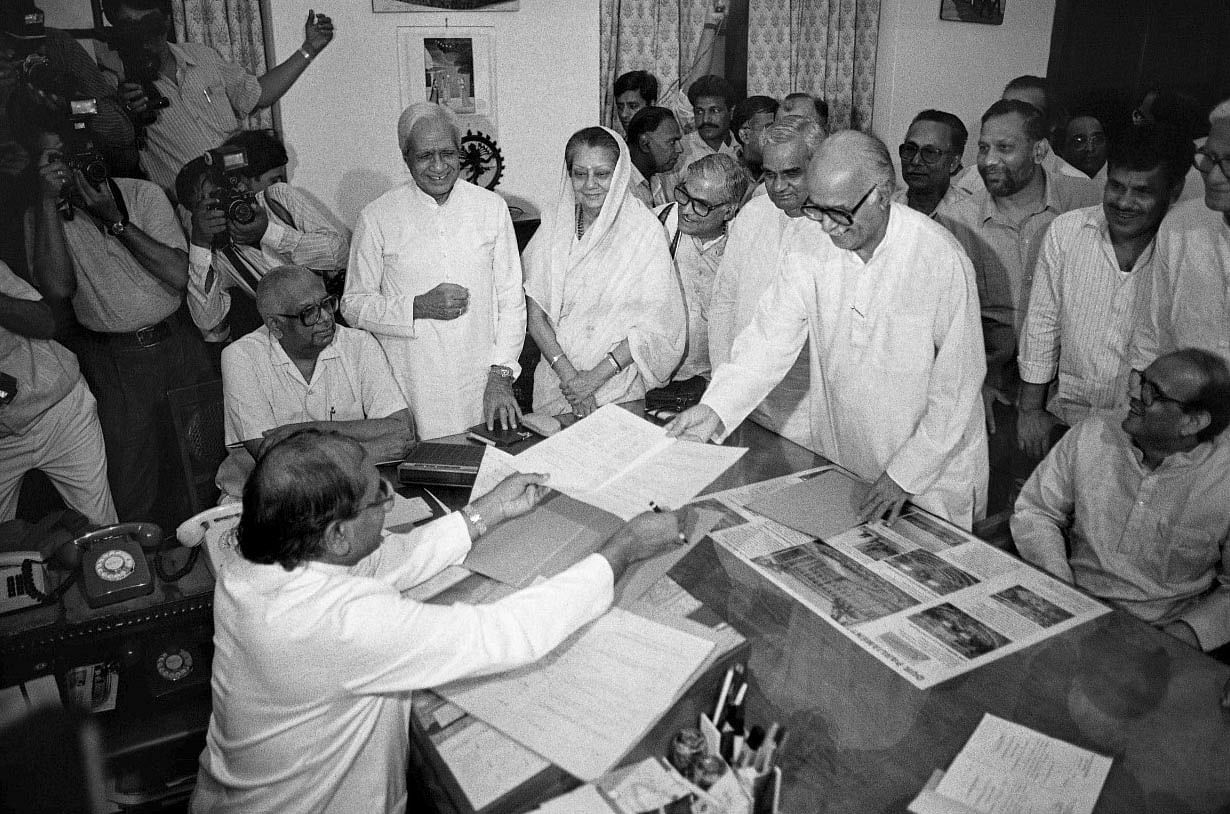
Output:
(694, 713), (781, 814)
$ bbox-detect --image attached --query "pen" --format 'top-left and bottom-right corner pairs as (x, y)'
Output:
(755, 722), (779, 773)
(204, 87), (212, 104)
(712, 666), (734, 726)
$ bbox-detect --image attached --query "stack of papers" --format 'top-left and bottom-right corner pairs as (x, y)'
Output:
(909, 714), (1113, 814)
(438, 607), (715, 782)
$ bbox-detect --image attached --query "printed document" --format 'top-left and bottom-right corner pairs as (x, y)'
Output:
(438, 607), (714, 781)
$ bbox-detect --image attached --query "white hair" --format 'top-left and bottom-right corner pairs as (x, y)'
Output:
(1210, 98), (1230, 126)
(397, 102), (462, 155)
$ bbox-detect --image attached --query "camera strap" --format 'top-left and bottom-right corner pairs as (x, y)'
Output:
(107, 178), (131, 227)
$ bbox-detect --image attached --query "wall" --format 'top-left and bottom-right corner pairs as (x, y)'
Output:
(871, 0), (1058, 174)
(268, 0), (599, 226)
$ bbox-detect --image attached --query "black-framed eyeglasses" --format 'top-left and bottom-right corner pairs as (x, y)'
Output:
(1129, 368), (1189, 408)
(276, 295), (338, 327)
(358, 478), (395, 514)
(898, 142), (949, 166)
(1066, 132), (1107, 148)
(800, 185), (877, 226)
(673, 184), (729, 218)
(1192, 149), (1230, 179)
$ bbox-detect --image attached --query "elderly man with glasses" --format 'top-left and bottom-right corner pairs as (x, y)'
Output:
(893, 109), (970, 217)
(192, 429), (684, 813)
(1131, 97), (1230, 372)
(1012, 348), (1230, 653)
(214, 264), (415, 503)
(669, 130), (988, 529)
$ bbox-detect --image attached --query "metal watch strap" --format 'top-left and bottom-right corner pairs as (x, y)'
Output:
(463, 505), (488, 537)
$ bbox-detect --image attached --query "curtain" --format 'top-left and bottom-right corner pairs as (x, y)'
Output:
(169, 0), (272, 128)
(599, 0), (712, 132)
(747, 0), (880, 131)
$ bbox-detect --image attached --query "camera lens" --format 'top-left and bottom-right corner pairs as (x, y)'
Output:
(228, 199), (255, 225)
(84, 160), (108, 185)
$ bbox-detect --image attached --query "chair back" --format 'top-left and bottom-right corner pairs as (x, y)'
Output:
(166, 379), (226, 517)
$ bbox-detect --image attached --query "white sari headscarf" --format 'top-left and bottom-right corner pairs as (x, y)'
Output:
(523, 127), (685, 414)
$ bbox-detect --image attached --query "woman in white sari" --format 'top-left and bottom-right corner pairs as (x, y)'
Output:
(524, 127), (685, 416)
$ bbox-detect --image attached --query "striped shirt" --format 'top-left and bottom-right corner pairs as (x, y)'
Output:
(185, 183), (351, 341)
(1017, 205), (1156, 426)
(139, 42), (262, 195)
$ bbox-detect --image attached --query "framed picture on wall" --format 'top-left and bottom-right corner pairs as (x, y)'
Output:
(374, 0), (518, 11)
(939, 0), (1004, 25)
(397, 26), (498, 135)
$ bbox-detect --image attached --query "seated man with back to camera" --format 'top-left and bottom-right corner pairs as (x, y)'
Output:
(191, 429), (684, 813)
(215, 265), (413, 504)
(1011, 348), (1230, 652)
(655, 153), (747, 386)
(346, 102), (525, 438)
(177, 130), (350, 346)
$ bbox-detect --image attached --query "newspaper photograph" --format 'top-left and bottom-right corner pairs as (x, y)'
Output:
(696, 475), (1109, 689)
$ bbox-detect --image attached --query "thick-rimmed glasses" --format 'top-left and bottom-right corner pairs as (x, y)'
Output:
(1193, 149), (1230, 179)
(800, 185), (877, 226)
(898, 142), (949, 166)
(358, 478), (395, 514)
(1129, 368), (1189, 408)
(673, 184), (729, 218)
(277, 295), (338, 327)
(1067, 132), (1107, 149)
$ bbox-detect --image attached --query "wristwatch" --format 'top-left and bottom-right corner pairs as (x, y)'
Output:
(106, 219), (128, 237)
(489, 365), (514, 380)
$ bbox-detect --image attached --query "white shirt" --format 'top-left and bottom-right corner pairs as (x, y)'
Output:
(707, 195), (813, 450)
(1018, 205), (1156, 426)
(216, 325), (407, 500)
(344, 180), (525, 439)
(190, 514), (615, 814)
(1130, 198), (1230, 370)
(704, 204), (989, 528)
(655, 204), (726, 380)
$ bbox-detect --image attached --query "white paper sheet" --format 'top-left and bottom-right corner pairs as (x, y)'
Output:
(531, 784), (617, 813)
(577, 441), (748, 520)
(439, 607), (714, 782)
(510, 404), (674, 494)
(384, 493), (434, 532)
(926, 714), (1112, 814)
(434, 717), (553, 810)
(470, 446), (520, 499)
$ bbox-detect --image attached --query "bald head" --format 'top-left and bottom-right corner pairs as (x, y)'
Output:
(255, 265), (322, 319)
(809, 130), (895, 191)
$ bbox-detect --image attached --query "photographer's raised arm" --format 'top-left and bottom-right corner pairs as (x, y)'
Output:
(254, 11), (334, 110)
(30, 155), (76, 300)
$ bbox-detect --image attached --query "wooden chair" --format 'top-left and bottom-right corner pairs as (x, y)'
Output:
(166, 379), (226, 518)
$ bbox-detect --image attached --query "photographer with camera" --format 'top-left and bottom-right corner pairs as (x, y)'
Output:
(175, 130), (349, 348)
(102, 0), (334, 196)
(27, 123), (210, 529)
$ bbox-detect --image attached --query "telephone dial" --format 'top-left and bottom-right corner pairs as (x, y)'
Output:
(1, 522), (161, 613)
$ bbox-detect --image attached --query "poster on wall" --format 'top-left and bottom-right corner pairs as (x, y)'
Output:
(939, 0), (1004, 25)
(375, 0), (518, 11)
(397, 26), (497, 136)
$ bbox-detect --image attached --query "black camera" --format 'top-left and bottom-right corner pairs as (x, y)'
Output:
(204, 146), (258, 226)
(108, 21), (171, 126)
(50, 98), (109, 221)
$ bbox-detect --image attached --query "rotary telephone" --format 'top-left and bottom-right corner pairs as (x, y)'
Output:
(0, 522), (160, 613)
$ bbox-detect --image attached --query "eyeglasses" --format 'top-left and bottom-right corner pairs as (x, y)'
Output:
(1129, 368), (1189, 408)
(800, 185), (877, 226)
(673, 184), (729, 218)
(276, 295), (338, 327)
(898, 142), (949, 166)
(358, 478), (395, 514)
(1192, 149), (1230, 179)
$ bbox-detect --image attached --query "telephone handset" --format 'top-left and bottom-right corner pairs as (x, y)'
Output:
(5, 522), (160, 612)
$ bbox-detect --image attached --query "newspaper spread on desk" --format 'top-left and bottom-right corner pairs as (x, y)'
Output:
(695, 467), (1110, 690)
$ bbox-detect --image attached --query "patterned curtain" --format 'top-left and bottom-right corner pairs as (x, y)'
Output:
(169, 0), (272, 128)
(599, 0), (713, 132)
(746, 0), (880, 131)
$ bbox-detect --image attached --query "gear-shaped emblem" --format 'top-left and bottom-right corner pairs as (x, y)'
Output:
(460, 129), (505, 190)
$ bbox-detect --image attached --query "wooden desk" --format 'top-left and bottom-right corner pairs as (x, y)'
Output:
(412, 408), (1230, 813)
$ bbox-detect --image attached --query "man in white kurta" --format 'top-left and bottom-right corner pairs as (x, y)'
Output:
(709, 118), (824, 450)
(343, 103), (525, 439)
(671, 131), (988, 528)
(190, 431), (683, 814)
